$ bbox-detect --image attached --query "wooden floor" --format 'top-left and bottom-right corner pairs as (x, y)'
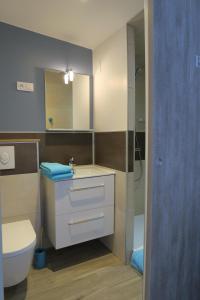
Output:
(4, 241), (143, 300)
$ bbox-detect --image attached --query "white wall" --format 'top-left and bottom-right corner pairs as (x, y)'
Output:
(93, 26), (130, 262)
(1, 173), (41, 245)
(101, 170), (128, 261)
(93, 26), (128, 132)
(93, 19), (145, 263)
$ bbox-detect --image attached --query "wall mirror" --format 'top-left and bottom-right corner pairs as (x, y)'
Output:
(45, 69), (92, 131)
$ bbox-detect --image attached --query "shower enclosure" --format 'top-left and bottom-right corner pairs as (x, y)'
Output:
(128, 12), (145, 274)
(132, 63), (145, 273)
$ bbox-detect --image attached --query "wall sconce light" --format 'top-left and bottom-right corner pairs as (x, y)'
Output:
(64, 72), (69, 84)
(64, 69), (74, 84)
(69, 70), (74, 82)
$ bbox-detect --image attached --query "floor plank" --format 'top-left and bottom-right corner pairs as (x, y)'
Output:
(4, 241), (143, 300)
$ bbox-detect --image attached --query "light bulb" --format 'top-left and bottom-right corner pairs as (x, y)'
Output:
(64, 72), (69, 84)
(69, 70), (74, 82)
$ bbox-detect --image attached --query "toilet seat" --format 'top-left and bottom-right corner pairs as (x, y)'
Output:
(2, 220), (36, 258)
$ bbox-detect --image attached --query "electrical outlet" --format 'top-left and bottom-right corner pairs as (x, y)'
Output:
(17, 81), (34, 92)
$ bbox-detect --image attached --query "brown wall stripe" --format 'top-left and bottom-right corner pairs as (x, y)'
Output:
(95, 131), (128, 172)
(0, 132), (93, 175)
(135, 132), (145, 161)
(128, 131), (134, 172)
(0, 131), (134, 175)
(0, 143), (38, 175)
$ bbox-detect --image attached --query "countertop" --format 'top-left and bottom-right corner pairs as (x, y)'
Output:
(42, 164), (115, 181)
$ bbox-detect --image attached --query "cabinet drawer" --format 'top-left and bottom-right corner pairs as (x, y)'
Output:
(54, 206), (114, 249)
(54, 176), (114, 215)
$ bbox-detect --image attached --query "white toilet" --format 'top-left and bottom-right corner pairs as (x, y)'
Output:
(2, 219), (36, 287)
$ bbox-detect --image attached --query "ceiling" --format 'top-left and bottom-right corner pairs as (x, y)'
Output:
(0, 0), (143, 49)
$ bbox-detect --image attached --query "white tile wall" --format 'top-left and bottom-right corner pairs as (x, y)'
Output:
(101, 170), (127, 262)
(93, 26), (128, 132)
(1, 173), (41, 243)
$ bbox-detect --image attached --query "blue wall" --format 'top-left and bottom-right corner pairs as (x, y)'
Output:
(0, 22), (93, 131)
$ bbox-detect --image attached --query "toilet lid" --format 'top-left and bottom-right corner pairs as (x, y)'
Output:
(2, 220), (36, 258)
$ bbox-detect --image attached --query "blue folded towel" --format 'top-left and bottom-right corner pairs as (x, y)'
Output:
(131, 248), (144, 274)
(40, 162), (72, 176)
(44, 172), (73, 182)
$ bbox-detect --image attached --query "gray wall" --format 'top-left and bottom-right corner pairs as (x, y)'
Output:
(0, 22), (92, 131)
(146, 1), (200, 299)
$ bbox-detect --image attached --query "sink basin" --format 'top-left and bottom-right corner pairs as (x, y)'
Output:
(73, 165), (115, 178)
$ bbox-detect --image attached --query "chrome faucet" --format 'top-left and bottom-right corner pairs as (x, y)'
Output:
(69, 157), (75, 172)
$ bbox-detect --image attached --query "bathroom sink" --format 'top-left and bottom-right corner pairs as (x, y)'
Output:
(73, 165), (115, 178)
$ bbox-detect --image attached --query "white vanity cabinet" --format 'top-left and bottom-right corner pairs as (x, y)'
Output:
(44, 166), (115, 249)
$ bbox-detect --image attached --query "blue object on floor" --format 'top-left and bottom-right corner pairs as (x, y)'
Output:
(34, 248), (46, 269)
(131, 248), (144, 274)
(40, 162), (72, 176)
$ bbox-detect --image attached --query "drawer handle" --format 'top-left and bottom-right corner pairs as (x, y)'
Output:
(68, 213), (104, 225)
(70, 184), (104, 192)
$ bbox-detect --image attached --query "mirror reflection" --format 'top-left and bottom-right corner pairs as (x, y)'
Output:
(45, 70), (91, 130)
